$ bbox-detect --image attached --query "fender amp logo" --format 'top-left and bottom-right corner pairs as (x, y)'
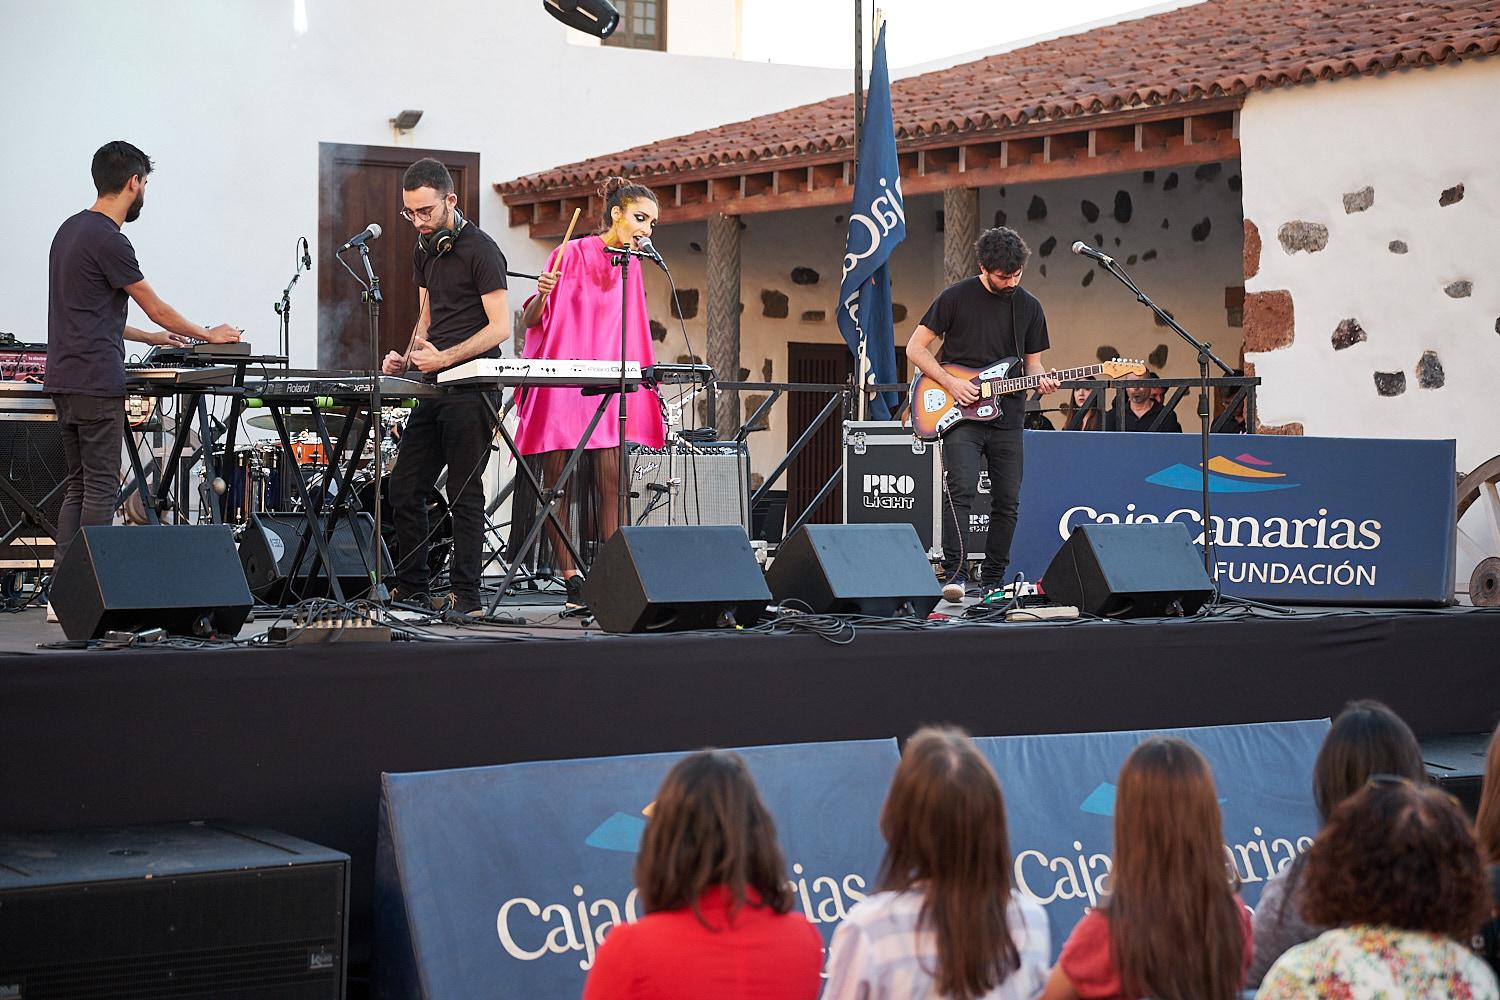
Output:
(862, 474), (915, 510)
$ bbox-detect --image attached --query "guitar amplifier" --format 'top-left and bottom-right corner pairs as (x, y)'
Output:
(628, 442), (750, 531)
(842, 421), (987, 561)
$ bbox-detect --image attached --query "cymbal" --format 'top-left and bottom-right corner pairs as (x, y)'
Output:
(246, 412), (349, 435)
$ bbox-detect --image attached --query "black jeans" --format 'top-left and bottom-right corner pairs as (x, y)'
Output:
(388, 392), (494, 600)
(52, 393), (125, 571)
(939, 422), (1023, 584)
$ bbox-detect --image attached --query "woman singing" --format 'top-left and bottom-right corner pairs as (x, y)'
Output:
(515, 176), (666, 607)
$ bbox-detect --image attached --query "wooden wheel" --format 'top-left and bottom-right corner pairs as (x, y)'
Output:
(1455, 455), (1500, 606)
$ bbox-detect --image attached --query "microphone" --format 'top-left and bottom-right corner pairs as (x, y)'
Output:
(338, 223), (383, 253)
(300, 237), (312, 270)
(635, 235), (668, 271)
(1071, 241), (1114, 265)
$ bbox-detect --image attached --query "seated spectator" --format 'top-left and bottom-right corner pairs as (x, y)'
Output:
(1248, 699), (1426, 984)
(824, 726), (1050, 1000)
(1212, 368), (1250, 433)
(1256, 777), (1498, 998)
(1474, 721), (1500, 976)
(1043, 737), (1251, 1000)
(582, 749), (823, 1000)
(1062, 379), (1103, 431)
(1104, 371), (1181, 432)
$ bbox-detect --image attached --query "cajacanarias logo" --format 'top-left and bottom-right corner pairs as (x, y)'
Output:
(1146, 453), (1299, 493)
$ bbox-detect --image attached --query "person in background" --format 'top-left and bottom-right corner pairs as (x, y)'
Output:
(823, 726), (1050, 1000)
(1105, 371), (1181, 432)
(1472, 721), (1500, 976)
(1043, 738), (1251, 1000)
(45, 141), (240, 574)
(1247, 699), (1427, 985)
(1256, 777), (1497, 998)
(581, 749), (822, 1000)
(1062, 378), (1103, 431)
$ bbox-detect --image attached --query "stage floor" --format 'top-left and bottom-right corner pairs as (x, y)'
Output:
(5, 598), (1499, 989)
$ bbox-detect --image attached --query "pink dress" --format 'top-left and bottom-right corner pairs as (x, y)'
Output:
(514, 234), (666, 455)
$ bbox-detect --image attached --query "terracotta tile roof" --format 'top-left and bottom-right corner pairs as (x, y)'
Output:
(500, 0), (1500, 196)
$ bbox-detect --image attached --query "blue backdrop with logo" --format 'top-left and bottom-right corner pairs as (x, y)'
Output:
(373, 739), (899, 999)
(976, 719), (1330, 960)
(1009, 432), (1454, 604)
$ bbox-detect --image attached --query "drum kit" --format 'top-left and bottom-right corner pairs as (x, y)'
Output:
(210, 408), (452, 570)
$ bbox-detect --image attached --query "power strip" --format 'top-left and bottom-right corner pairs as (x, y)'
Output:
(1004, 604), (1079, 622)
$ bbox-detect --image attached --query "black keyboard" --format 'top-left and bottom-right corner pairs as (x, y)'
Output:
(240, 375), (448, 403)
(643, 363), (716, 386)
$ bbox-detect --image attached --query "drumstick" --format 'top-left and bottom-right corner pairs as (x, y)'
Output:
(552, 207), (581, 277)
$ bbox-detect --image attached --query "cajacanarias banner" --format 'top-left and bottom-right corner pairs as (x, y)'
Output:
(373, 739), (899, 999)
(1007, 432), (1455, 604)
(975, 719), (1330, 960)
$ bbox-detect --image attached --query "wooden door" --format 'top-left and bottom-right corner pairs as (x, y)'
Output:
(785, 343), (852, 527)
(317, 144), (481, 371)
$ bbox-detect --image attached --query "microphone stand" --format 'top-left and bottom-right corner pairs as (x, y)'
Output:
(273, 237), (310, 367)
(1090, 254), (1289, 615)
(338, 243), (388, 604)
(604, 244), (662, 535)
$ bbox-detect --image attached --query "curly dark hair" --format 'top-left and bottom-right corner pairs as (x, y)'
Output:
(975, 227), (1030, 274)
(1301, 778), (1489, 940)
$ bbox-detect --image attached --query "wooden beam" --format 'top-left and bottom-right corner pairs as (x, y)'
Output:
(1044, 132), (1088, 164)
(810, 162), (845, 191)
(920, 147), (960, 176)
(709, 177), (739, 202)
(1008, 136), (1045, 167)
(774, 168), (807, 195)
(1188, 110), (1236, 145)
(959, 141), (1001, 172)
(677, 180), (709, 206)
(1089, 125), (1133, 158)
(743, 172), (774, 198)
(1136, 120), (1179, 152)
(508, 203), (535, 229)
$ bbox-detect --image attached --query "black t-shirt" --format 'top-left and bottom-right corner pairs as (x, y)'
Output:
(412, 222), (507, 372)
(1106, 400), (1183, 432)
(919, 277), (1050, 429)
(45, 210), (146, 397)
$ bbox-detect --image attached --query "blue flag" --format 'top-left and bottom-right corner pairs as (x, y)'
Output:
(837, 22), (906, 420)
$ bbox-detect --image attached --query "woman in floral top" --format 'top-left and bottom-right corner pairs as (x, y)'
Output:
(1257, 777), (1498, 999)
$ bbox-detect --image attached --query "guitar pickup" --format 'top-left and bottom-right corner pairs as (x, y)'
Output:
(980, 382), (992, 399)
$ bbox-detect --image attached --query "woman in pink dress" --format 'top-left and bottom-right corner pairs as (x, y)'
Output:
(516, 176), (666, 606)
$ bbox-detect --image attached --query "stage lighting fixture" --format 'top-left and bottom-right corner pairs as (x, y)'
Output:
(543, 0), (620, 39)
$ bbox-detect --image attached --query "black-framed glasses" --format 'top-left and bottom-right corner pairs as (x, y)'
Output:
(400, 202), (445, 223)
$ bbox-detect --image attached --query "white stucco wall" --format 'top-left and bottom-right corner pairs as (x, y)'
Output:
(636, 162), (1245, 480)
(1239, 56), (1500, 472)
(0, 0), (844, 366)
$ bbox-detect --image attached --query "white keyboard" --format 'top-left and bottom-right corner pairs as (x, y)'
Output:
(438, 357), (643, 387)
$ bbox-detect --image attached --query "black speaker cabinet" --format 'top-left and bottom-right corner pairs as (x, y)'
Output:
(0, 416), (65, 569)
(239, 513), (389, 604)
(767, 523), (941, 617)
(1420, 732), (1490, 818)
(584, 525), (770, 633)
(0, 821), (348, 1000)
(50, 525), (252, 640)
(1042, 522), (1214, 618)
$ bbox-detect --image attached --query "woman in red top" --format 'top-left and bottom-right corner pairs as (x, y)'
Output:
(1042, 737), (1252, 1000)
(582, 749), (823, 1000)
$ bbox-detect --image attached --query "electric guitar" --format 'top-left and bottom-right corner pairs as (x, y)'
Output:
(909, 357), (1146, 440)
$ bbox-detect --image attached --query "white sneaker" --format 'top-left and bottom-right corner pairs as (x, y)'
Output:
(45, 602), (58, 623)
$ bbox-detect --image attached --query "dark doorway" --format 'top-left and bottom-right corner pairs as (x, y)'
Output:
(317, 144), (481, 371)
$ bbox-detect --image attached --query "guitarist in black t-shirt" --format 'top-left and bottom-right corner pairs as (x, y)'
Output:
(381, 158), (510, 616)
(906, 227), (1059, 603)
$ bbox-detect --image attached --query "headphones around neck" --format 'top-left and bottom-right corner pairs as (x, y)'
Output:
(418, 205), (466, 257)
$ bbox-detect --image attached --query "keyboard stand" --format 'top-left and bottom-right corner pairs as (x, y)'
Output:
(483, 385), (627, 618)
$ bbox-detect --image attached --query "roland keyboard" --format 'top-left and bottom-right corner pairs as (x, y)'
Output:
(438, 357), (643, 388)
(239, 374), (449, 403)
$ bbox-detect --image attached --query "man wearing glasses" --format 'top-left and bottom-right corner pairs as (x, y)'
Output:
(380, 157), (509, 616)
(905, 226), (1059, 604)
(46, 141), (240, 577)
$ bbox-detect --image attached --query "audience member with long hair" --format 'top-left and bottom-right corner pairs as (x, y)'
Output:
(1062, 378), (1102, 431)
(1256, 777), (1498, 997)
(1042, 737), (1250, 1000)
(1247, 699), (1426, 984)
(823, 727), (1049, 1000)
(1474, 721), (1500, 975)
(582, 750), (822, 1000)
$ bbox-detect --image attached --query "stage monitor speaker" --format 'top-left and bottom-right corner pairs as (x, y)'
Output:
(50, 525), (252, 640)
(767, 523), (940, 617)
(1042, 522), (1213, 618)
(584, 525), (770, 633)
(239, 512), (389, 604)
(0, 821), (348, 999)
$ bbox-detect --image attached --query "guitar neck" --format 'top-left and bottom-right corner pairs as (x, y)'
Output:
(985, 363), (1108, 395)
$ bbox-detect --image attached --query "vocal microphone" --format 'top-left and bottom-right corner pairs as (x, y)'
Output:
(300, 237), (312, 270)
(635, 235), (669, 271)
(338, 223), (383, 253)
(1071, 241), (1115, 265)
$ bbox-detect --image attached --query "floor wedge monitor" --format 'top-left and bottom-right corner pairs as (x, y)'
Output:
(584, 525), (770, 633)
(767, 523), (941, 617)
(1042, 521), (1213, 618)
